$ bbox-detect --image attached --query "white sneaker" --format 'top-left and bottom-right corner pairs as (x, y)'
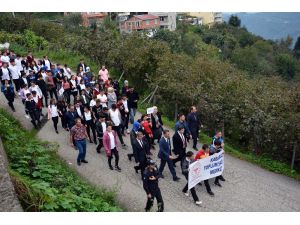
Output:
(184, 192), (189, 197)
(195, 201), (202, 206)
(25, 115), (30, 119)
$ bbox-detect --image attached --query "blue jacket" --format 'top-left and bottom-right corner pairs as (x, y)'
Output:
(187, 112), (200, 131)
(1, 83), (14, 94)
(175, 121), (191, 137)
(158, 137), (171, 160)
(65, 111), (80, 129)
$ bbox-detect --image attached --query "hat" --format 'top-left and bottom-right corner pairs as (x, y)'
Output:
(147, 159), (156, 166)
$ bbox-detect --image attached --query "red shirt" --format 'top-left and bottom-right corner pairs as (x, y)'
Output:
(141, 121), (153, 137)
(70, 125), (87, 141)
(195, 149), (209, 160)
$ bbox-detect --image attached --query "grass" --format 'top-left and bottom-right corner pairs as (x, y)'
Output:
(0, 108), (122, 212)
(139, 103), (300, 181)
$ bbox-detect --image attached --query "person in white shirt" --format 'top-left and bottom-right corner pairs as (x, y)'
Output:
(43, 55), (51, 70)
(109, 104), (126, 147)
(29, 81), (43, 98)
(0, 62), (10, 83)
(89, 95), (97, 108)
(83, 106), (97, 144)
(97, 89), (108, 108)
(9, 60), (21, 91)
(75, 102), (83, 119)
(47, 99), (60, 134)
(63, 64), (72, 79)
(0, 52), (10, 63)
(15, 55), (23, 72)
(122, 94), (130, 134)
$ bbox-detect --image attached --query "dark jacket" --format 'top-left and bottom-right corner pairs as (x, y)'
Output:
(151, 112), (163, 130)
(1, 83), (15, 101)
(65, 111), (80, 129)
(95, 121), (105, 139)
(209, 144), (222, 155)
(19, 77), (30, 87)
(132, 138), (147, 163)
(181, 158), (195, 176)
(77, 63), (87, 72)
(143, 167), (160, 194)
(172, 131), (187, 155)
(175, 120), (191, 137)
(25, 99), (36, 112)
(187, 112), (201, 131)
(158, 137), (171, 161)
(36, 79), (47, 93)
(127, 90), (139, 109)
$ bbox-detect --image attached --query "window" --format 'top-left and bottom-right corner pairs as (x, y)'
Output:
(146, 20), (150, 25)
(154, 19), (158, 25)
(160, 16), (164, 21)
(136, 21), (140, 27)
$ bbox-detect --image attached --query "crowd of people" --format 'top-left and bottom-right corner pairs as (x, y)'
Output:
(0, 49), (226, 212)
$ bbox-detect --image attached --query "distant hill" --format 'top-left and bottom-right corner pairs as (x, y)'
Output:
(223, 12), (300, 47)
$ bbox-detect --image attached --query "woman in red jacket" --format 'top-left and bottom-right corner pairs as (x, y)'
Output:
(141, 114), (153, 149)
(103, 122), (122, 171)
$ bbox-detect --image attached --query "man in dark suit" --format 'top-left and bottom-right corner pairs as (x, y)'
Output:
(77, 59), (87, 73)
(65, 105), (80, 131)
(187, 106), (202, 150)
(133, 131), (148, 179)
(95, 114), (106, 153)
(158, 130), (180, 181)
(172, 126), (187, 167)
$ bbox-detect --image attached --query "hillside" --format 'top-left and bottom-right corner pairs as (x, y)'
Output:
(223, 12), (300, 47)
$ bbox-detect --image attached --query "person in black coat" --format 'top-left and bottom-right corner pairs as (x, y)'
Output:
(151, 106), (164, 144)
(65, 105), (80, 130)
(36, 74), (48, 107)
(25, 93), (40, 128)
(187, 106), (202, 150)
(172, 126), (187, 167)
(127, 87), (139, 124)
(95, 114), (106, 153)
(143, 160), (164, 212)
(77, 59), (87, 73)
(1, 79), (15, 112)
(19, 72), (29, 87)
(133, 131), (148, 179)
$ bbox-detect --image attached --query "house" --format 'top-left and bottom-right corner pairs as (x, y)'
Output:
(119, 14), (160, 34)
(150, 12), (177, 31)
(185, 12), (223, 26)
(64, 12), (107, 27)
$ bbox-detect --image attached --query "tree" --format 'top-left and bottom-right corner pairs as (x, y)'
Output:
(293, 36), (300, 59)
(63, 13), (83, 30)
(228, 15), (241, 27)
(275, 53), (297, 80)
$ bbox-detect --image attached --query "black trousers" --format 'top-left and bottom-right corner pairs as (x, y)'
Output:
(145, 189), (164, 212)
(63, 89), (71, 104)
(172, 149), (186, 165)
(182, 174), (199, 202)
(41, 90), (48, 107)
(60, 114), (67, 129)
(13, 79), (20, 92)
(190, 128), (198, 148)
(108, 148), (119, 167)
(71, 91), (78, 104)
(215, 175), (224, 184)
(86, 120), (97, 142)
(29, 110), (40, 128)
(96, 137), (103, 152)
(52, 116), (59, 131)
(113, 125), (124, 145)
(49, 88), (58, 100)
(135, 158), (147, 179)
(5, 95), (15, 111)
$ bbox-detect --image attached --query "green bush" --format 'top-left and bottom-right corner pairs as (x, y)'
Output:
(0, 109), (122, 212)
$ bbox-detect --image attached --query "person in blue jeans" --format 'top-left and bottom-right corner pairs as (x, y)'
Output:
(70, 118), (89, 166)
(158, 130), (180, 182)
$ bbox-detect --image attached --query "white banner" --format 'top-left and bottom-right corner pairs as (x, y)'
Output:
(146, 107), (154, 115)
(188, 150), (224, 190)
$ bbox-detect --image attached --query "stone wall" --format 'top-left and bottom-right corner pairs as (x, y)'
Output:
(0, 138), (23, 212)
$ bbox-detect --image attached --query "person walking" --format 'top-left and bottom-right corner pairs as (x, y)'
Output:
(195, 144), (215, 196)
(133, 131), (148, 179)
(48, 99), (60, 134)
(187, 106), (202, 150)
(83, 106), (97, 144)
(25, 93), (40, 128)
(210, 140), (226, 186)
(95, 114), (107, 153)
(65, 105), (80, 131)
(175, 113), (192, 142)
(103, 122), (122, 171)
(181, 151), (202, 206)
(70, 118), (89, 166)
(107, 87), (117, 109)
(151, 106), (163, 144)
(172, 126), (187, 167)
(158, 130), (180, 181)
(127, 121), (141, 161)
(109, 104), (126, 147)
(8, 59), (21, 92)
(127, 87), (139, 124)
(1, 79), (16, 112)
(143, 160), (164, 212)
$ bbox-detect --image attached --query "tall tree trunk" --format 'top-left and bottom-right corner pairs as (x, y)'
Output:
(291, 141), (297, 170)
(174, 100), (178, 121)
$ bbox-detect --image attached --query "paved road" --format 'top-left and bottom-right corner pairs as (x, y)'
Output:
(1, 91), (300, 212)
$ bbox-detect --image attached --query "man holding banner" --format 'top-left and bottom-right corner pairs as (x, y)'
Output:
(188, 142), (225, 191)
(181, 151), (202, 206)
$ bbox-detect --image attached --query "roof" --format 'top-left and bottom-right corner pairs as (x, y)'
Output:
(133, 14), (159, 20)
